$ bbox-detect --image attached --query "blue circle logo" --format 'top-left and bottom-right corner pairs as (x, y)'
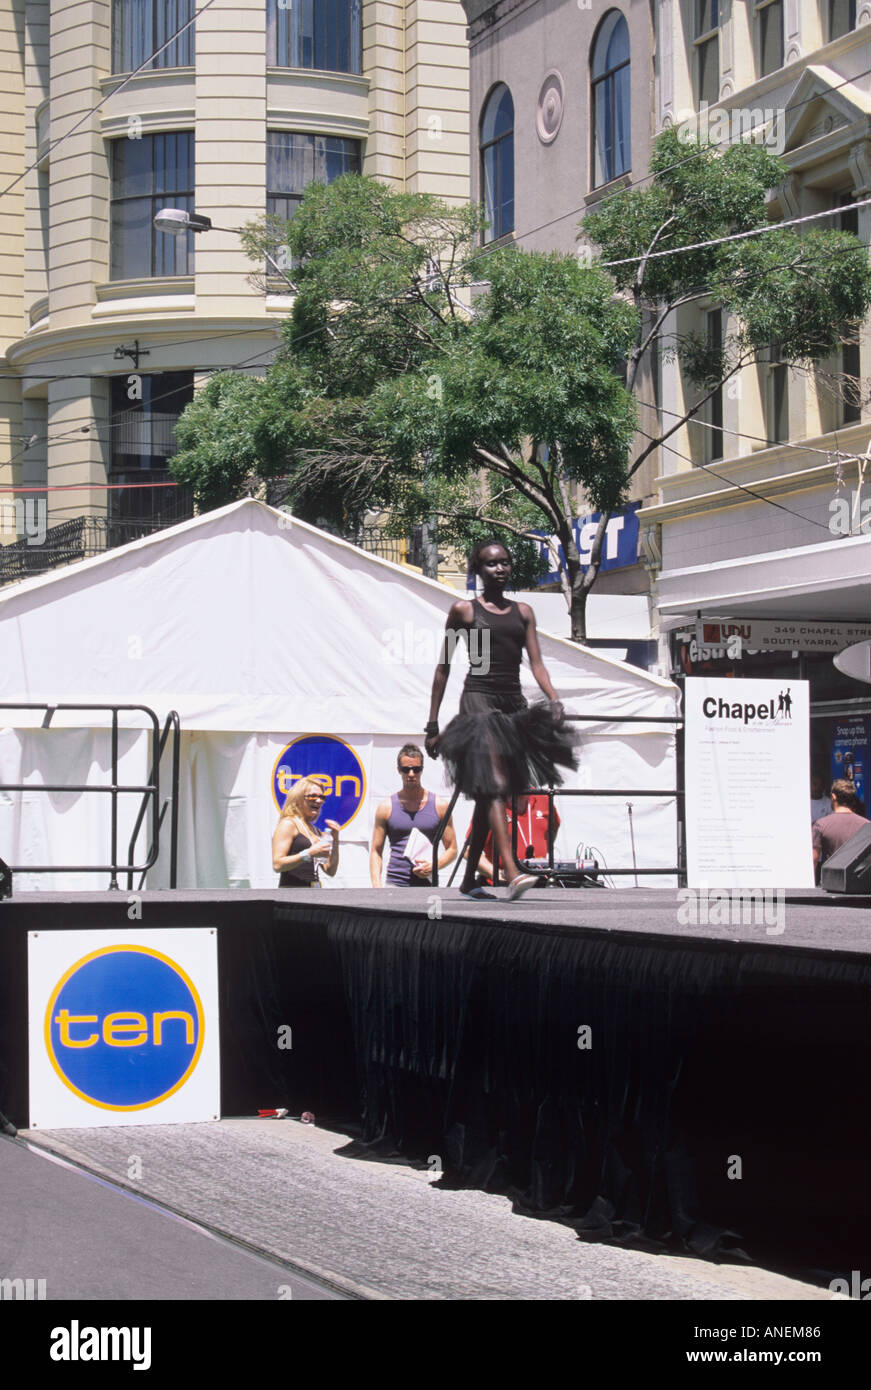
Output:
(272, 735), (366, 828)
(45, 947), (204, 1111)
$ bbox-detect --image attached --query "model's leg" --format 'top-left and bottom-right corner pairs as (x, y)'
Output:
(460, 798), (492, 893)
(489, 797), (522, 884)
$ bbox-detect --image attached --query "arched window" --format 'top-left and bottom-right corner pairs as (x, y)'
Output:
(591, 11), (630, 189)
(480, 84), (514, 243)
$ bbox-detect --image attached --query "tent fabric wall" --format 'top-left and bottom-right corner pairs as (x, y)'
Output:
(0, 501), (680, 891)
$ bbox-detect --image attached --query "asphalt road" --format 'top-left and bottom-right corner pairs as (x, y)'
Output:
(0, 1134), (343, 1300)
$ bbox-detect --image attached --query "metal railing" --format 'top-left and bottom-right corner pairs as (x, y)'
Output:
(0, 509), (193, 587)
(126, 710), (181, 891)
(430, 711), (685, 887)
(0, 703), (180, 890)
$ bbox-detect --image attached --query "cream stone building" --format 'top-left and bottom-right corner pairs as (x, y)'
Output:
(646, 3), (871, 710)
(0, 0), (469, 565)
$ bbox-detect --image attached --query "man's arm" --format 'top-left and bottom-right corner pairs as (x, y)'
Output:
(436, 804), (458, 870)
(369, 801), (391, 887)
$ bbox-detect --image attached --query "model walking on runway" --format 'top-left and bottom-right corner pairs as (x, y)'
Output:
(425, 540), (577, 900)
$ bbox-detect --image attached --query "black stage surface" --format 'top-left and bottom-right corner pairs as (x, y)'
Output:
(2, 887), (870, 1279)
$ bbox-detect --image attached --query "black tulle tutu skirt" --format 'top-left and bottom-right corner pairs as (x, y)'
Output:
(438, 688), (578, 799)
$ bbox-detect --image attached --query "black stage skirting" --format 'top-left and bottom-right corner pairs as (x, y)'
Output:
(2, 889), (870, 1277)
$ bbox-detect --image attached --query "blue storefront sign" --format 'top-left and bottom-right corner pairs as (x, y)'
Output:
(831, 717), (869, 810)
(534, 502), (640, 584)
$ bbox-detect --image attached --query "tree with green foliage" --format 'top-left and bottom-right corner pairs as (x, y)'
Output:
(171, 133), (871, 640)
(171, 174), (639, 627)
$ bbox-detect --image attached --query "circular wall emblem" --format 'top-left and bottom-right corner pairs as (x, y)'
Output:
(272, 734), (366, 828)
(45, 946), (204, 1111)
(537, 71), (565, 144)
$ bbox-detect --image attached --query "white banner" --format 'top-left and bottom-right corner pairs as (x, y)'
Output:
(685, 678), (814, 888)
(28, 928), (220, 1130)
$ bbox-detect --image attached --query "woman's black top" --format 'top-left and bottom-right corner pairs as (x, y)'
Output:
(278, 831), (318, 887)
(463, 598), (526, 694)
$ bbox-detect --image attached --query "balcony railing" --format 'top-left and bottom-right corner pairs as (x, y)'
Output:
(0, 512), (189, 587)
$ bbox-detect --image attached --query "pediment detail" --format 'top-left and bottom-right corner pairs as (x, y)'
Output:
(782, 65), (871, 153)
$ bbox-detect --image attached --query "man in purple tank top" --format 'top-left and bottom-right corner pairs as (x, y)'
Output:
(369, 744), (458, 887)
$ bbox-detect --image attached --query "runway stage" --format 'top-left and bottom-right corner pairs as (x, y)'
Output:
(2, 887), (869, 1278)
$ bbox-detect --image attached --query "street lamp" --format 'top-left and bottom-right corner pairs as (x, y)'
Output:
(153, 208), (215, 236)
(153, 206), (298, 292)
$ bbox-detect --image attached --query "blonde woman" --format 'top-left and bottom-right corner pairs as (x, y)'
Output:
(272, 777), (340, 887)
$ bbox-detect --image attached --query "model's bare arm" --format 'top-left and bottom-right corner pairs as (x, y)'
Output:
(426, 601), (472, 755)
(520, 604), (560, 703)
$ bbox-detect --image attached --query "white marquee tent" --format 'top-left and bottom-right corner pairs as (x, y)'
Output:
(0, 500), (680, 890)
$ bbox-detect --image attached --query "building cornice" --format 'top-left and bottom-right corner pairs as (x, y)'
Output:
(642, 424), (871, 523)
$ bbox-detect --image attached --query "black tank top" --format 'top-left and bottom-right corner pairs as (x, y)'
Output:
(278, 831), (318, 887)
(463, 598), (526, 693)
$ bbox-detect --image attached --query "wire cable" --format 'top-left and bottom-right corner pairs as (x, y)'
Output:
(0, 0), (216, 204)
(635, 424), (836, 531)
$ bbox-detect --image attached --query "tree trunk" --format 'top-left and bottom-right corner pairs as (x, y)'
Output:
(420, 518), (439, 579)
(571, 509), (611, 644)
(556, 515), (587, 642)
(570, 574), (588, 643)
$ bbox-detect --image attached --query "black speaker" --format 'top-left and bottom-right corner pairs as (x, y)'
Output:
(0, 857), (11, 900)
(820, 822), (871, 893)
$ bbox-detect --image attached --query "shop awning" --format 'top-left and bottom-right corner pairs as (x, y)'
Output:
(658, 531), (871, 622)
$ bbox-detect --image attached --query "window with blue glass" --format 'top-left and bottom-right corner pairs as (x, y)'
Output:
(266, 132), (362, 226)
(110, 132), (195, 280)
(112, 0), (194, 73)
(480, 84), (514, 243)
(267, 0), (362, 73)
(592, 11), (630, 188)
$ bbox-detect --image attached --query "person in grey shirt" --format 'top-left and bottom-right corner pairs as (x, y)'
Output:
(812, 779), (868, 880)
